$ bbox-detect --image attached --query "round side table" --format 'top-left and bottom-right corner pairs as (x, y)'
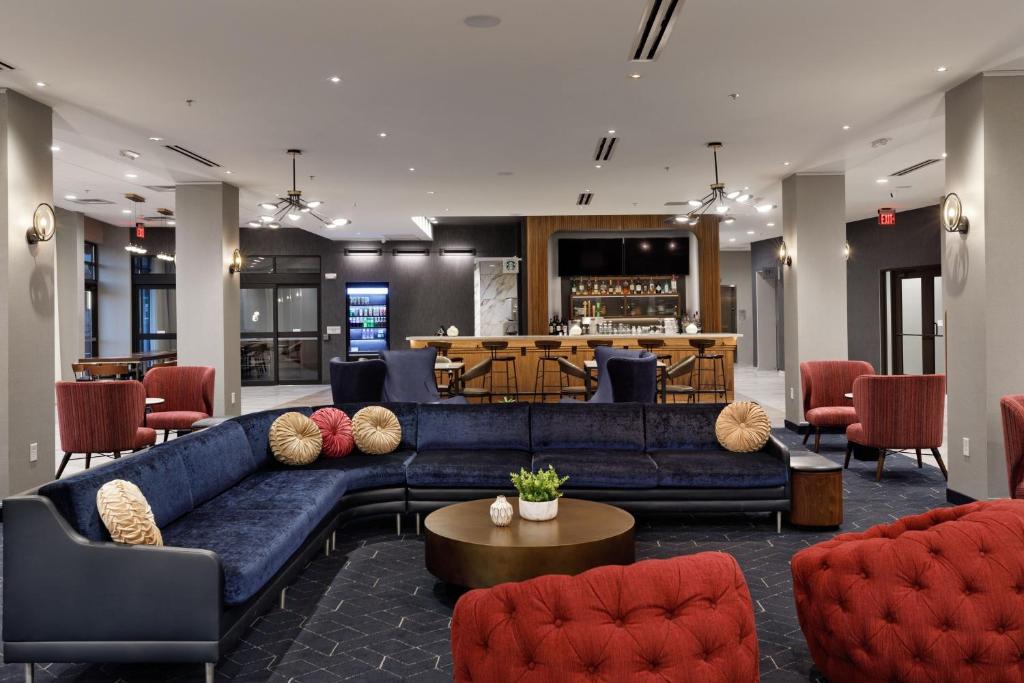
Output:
(789, 454), (843, 528)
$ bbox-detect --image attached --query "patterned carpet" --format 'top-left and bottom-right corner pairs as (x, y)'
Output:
(0, 430), (949, 682)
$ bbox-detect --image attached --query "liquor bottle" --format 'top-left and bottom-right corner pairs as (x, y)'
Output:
(548, 317), (555, 335)
(571, 279), (577, 295)
(671, 276), (678, 293)
(655, 281), (662, 294)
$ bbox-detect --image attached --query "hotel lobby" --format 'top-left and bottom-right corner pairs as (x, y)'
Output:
(2, 1), (1024, 681)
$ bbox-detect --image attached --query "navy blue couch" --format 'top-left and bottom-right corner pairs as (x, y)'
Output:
(2, 402), (788, 681)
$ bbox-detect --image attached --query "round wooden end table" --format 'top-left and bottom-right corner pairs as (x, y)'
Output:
(789, 453), (843, 528)
(424, 498), (635, 588)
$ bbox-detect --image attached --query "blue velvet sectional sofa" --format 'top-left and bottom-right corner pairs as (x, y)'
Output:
(2, 402), (789, 682)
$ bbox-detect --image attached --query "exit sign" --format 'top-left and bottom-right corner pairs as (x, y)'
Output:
(135, 222), (146, 239)
(878, 208), (896, 226)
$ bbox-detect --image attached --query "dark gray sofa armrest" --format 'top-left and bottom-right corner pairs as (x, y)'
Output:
(762, 435), (790, 467)
(3, 495), (222, 648)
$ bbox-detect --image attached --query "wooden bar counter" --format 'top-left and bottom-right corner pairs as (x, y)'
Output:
(408, 333), (738, 402)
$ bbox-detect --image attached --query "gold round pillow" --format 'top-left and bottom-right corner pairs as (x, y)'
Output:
(352, 406), (402, 455)
(269, 412), (323, 465)
(96, 479), (163, 546)
(716, 401), (772, 453)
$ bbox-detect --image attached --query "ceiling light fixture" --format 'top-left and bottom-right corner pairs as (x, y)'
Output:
(783, 161), (790, 166)
(35, 81), (46, 88)
(942, 152), (948, 158)
(224, 170), (232, 174)
(746, 230), (755, 235)
(876, 178), (889, 184)
(674, 143), (760, 226)
(608, 129), (616, 135)
(629, 73), (642, 79)
(148, 136), (163, 141)
(258, 149), (350, 229)
(842, 125), (851, 130)
(331, 218), (351, 227)
(729, 237), (736, 242)
(378, 132), (387, 138)
(120, 149), (140, 160)
(408, 167), (416, 172)
(50, 145), (60, 152)
(328, 75), (341, 83)
(724, 217), (736, 224)
(247, 221), (260, 228)
(755, 203), (775, 213)
(64, 194), (76, 200)
(125, 173), (138, 179)
(766, 222), (775, 227)
(936, 66), (948, 72)
(595, 164), (602, 169)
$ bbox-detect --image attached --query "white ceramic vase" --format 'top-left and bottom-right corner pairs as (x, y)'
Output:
(519, 498), (558, 522)
(446, 325), (460, 337)
(489, 495), (513, 527)
(685, 322), (699, 334)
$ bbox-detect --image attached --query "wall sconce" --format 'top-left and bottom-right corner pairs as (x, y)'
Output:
(843, 240), (851, 261)
(26, 203), (56, 244)
(344, 247), (383, 256)
(440, 248), (477, 256)
(777, 240), (792, 267)
(229, 248), (243, 274)
(941, 193), (969, 234)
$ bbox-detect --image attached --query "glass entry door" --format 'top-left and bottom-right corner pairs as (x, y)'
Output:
(241, 284), (321, 385)
(888, 266), (943, 374)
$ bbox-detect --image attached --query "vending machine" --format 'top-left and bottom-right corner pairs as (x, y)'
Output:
(345, 282), (390, 359)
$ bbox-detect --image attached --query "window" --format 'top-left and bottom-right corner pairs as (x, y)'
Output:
(84, 242), (98, 357)
(131, 255), (176, 353)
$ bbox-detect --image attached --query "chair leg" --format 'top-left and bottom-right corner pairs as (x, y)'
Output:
(163, 429), (169, 443)
(916, 448), (923, 468)
(84, 452), (92, 469)
(931, 448), (949, 480)
(844, 443), (853, 469)
(204, 662), (215, 683)
(24, 663), (33, 683)
(875, 450), (887, 481)
(813, 428), (821, 453)
(113, 451), (122, 459)
(415, 513), (421, 535)
(56, 452), (72, 478)
(395, 513), (402, 536)
(802, 430), (810, 445)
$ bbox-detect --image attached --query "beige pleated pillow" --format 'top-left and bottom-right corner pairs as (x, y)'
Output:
(716, 401), (772, 453)
(352, 406), (402, 455)
(269, 412), (323, 465)
(96, 479), (163, 546)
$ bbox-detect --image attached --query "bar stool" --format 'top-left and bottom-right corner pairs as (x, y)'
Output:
(638, 338), (672, 363)
(690, 339), (727, 402)
(586, 339), (613, 349)
(532, 340), (564, 402)
(481, 340), (519, 401)
(427, 341), (460, 397)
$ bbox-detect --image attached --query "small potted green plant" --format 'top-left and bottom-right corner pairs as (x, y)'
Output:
(510, 465), (569, 521)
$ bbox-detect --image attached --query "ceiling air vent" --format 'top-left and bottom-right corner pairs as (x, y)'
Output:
(630, 0), (683, 62)
(594, 136), (618, 162)
(664, 201), (688, 206)
(164, 145), (221, 168)
(69, 198), (114, 205)
(0, 59), (15, 71)
(890, 158), (942, 177)
(144, 185), (176, 193)
(577, 192), (594, 206)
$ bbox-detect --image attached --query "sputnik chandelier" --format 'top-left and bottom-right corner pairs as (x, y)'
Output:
(674, 142), (774, 226)
(255, 149), (350, 229)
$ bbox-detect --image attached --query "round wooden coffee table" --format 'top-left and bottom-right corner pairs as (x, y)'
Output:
(424, 498), (635, 588)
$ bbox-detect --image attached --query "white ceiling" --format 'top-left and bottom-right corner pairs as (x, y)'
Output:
(2, 0), (1023, 246)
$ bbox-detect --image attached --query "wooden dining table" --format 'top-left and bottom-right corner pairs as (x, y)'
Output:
(435, 361), (465, 396)
(77, 351), (177, 379)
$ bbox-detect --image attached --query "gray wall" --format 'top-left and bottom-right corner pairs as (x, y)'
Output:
(92, 218), (132, 356)
(749, 237), (785, 370)
(845, 205), (941, 371)
(240, 223), (520, 375)
(55, 207), (84, 379)
(719, 250), (753, 365)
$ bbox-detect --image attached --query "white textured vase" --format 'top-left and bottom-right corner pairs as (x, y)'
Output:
(489, 495), (513, 527)
(446, 325), (460, 337)
(685, 322), (699, 334)
(519, 498), (558, 522)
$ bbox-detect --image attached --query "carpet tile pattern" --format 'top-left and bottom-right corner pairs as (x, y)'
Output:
(0, 430), (949, 682)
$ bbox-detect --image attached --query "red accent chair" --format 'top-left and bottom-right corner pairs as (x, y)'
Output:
(451, 553), (759, 683)
(792, 500), (1024, 683)
(142, 366), (215, 442)
(844, 374), (947, 481)
(1001, 395), (1024, 498)
(800, 360), (874, 452)
(55, 380), (156, 478)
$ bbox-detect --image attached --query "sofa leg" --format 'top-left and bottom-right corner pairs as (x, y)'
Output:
(279, 588), (286, 610)
(776, 511), (782, 534)
(813, 428), (821, 453)
(395, 513), (402, 536)
(415, 513), (421, 535)
(331, 531), (337, 551)
(205, 662), (215, 683)
(24, 663), (33, 683)
(324, 539), (330, 557)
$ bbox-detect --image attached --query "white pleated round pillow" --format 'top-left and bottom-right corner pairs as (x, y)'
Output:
(352, 406), (402, 455)
(96, 479), (163, 545)
(269, 411), (323, 465)
(716, 401), (772, 453)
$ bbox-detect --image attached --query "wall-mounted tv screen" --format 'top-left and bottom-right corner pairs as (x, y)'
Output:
(557, 238), (623, 276)
(623, 237), (689, 276)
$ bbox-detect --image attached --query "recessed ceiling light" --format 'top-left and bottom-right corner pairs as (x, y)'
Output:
(148, 136), (163, 141)
(122, 209), (132, 214)
(595, 164), (602, 169)
(746, 230), (755, 235)
(629, 73), (642, 79)
(331, 218), (350, 227)
(936, 66), (948, 72)
(120, 149), (141, 160)
(608, 129), (616, 135)
(729, 237), (737, 242)
(50, 145), (60, 152)
(167, 221), (176, 226)
(463, 14), (501, 28)
(328, 75), (341, 83)
(64, 194), (76, 200)
(224, 170), (232, 174)
(755, 203), (775, 213)
(124, 173), (138, 179)
(378, 132), (387, 138)
(427, 191), (435, 195)
(408, 167), (416, 172)
(35, 81), (46, 88)
(942, 152), (948, 158)
(842, 125), (851, 130)
(766, 222), (775, 227)
(876, 177), (889, 184)
(783, 161), (790, 166)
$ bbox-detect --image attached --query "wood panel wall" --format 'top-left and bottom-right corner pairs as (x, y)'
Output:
(525, 214), (722, 334)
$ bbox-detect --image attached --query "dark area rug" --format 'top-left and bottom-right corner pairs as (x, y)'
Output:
(0, 430), (948, 682)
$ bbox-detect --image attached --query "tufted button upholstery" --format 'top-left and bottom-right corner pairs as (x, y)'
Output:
(792, 500), (1024, 683)
(451, 553), (759, 683)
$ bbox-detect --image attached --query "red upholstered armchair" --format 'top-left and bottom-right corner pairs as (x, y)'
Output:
(451, 553), (759, 683)
(55, 380), (156, 478)
(1001, 395), (1024, 498)
(844, 374), (946, 481)
(792, 500), (1024, 683)
(800, 360), (874, 452)
(142, 365), (215, 441)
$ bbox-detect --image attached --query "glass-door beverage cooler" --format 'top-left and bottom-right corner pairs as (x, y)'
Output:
(346, 282), (390, 359)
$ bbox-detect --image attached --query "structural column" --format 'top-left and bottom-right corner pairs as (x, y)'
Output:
(944, 72), (1024, 501)
(781, 173), (848, 425)
(0, 89), (55, 494)
(175, 183), (241, 416)
(55, 207), (84, 380)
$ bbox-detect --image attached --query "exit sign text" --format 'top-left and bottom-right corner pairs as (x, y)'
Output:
(878, 208), (896, 226)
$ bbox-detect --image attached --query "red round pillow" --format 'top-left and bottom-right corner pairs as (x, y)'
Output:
(310, 408), (355, 458)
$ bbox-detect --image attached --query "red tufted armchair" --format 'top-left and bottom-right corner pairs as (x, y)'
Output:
(844, 374), (946, 481)
(142, 365), (215, 441)
(55, 380), (156, 478)
(451, 553), (759, 683)
(800, 360), (874, 452)
(1001, 395), (1024, 498)
(792, 500), (1024, 683)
